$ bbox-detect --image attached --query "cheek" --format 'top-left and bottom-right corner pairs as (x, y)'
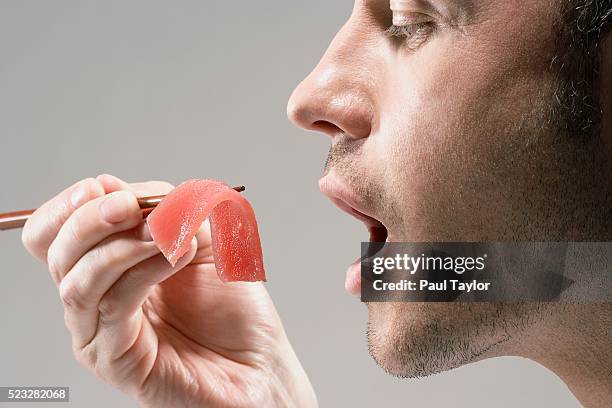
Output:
(375, 40), (556, 239)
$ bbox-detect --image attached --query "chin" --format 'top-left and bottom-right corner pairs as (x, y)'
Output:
(365, 302), (538, 378)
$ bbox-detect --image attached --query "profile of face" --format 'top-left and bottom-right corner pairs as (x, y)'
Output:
(288, 0), (612, 377)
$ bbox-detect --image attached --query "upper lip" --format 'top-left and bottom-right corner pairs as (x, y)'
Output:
(319, 173), (388, 242)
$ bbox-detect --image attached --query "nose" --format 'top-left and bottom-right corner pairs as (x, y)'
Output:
(287, 33), (375, 140)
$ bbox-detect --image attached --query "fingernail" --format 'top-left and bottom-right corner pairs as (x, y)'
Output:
(99, 192), (129, 223)
(70, 181), (90, 208)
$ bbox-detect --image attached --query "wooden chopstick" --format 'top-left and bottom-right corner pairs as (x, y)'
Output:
(0, 185), (245, 231)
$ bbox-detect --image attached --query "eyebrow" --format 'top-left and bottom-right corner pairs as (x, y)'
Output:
(391, 0), (477, 25)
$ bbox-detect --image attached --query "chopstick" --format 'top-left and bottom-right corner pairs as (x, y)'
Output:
(0, 185), (246, 231)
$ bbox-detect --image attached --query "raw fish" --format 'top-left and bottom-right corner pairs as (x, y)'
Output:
(147, 179), (265, 282)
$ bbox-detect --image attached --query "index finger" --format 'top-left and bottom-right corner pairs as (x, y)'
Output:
(22, 178), (106, 263)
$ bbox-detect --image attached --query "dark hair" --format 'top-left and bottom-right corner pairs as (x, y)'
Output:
(551, 0), (612, 138)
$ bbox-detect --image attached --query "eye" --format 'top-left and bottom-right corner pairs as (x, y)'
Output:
(386, 3), (437, 50)
(385, 21), (436, 49)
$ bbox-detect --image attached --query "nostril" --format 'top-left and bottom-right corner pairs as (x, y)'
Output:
(312, 120), (343, 136)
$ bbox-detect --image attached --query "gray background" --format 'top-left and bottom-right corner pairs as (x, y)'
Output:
(0, 1), (580, 407)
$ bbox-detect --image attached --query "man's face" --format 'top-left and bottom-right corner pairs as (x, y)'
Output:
(288, 0), (609, 377)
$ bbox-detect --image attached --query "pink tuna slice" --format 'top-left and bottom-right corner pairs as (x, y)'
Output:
(147, 179), (265, 282)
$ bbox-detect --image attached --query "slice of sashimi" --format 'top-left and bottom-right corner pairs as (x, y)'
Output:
(146, 179), (265, 282)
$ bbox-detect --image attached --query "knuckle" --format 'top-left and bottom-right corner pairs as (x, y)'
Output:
(74, 343), (98, 369)
(82, 236), (126, 277)
(82, 177), (104, 197)
(59, 278), (89, 311)
(46, 246), (64, 283)
(98, 293), (120, 324)
(88, 241), (109, 267)
(68, 216), (86, 243)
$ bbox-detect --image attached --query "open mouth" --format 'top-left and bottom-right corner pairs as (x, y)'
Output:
(328, 196), (387, 244)
(320, 176), (389, 259)
(319, 174), (389, 296)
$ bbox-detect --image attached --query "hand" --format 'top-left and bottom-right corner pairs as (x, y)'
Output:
(22, 174), (317, 408)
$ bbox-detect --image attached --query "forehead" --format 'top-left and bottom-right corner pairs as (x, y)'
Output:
(358, 0), (554, 22)
(358, 0), (474, 14)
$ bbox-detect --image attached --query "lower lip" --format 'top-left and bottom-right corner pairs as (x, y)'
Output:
(345, 260), (361, 297)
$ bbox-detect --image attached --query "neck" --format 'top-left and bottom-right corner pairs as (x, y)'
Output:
(506, 303), (612, 407)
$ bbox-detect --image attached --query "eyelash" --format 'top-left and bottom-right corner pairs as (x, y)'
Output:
(385, 22), (436, 49)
